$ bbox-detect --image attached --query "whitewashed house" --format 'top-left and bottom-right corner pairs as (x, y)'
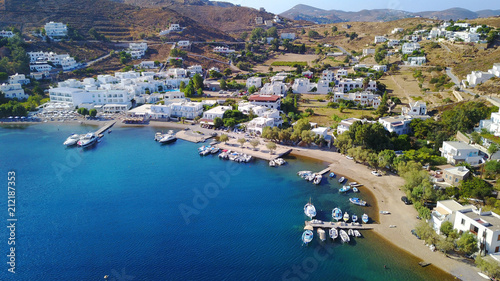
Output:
(246, 77), (262, 89)
(128, 42), (148, 59)
(378, 116), (413, 135)
(187, 65), (203, 74)
(322, 70), (336, 82)
(388, 39), (400, 48)
(336, 118), (376, 135)
(336, 69), (348, 79)
(248, 94), (281, 109)
(363, 48), (375, 56)
(170, 101), (203, 119)
(333, 91), (381, 108)
(477, 108), (500, 137)
(44, 22), (67, 37)
(213, 46), (235, 53)
(443, 166), (470, 186)
(402, 101), (427, 116)
(201, 105), (232, 124)
(406, 57), (426, 66)
(247, 117), (275, 134)
(8, 74), (30, 85)
(392, 28), (404, 34)
(0, 83), (28, 99)
(374, 36), (387, 44)
(0, 30), (14, 38)
(139, 61), (156, 69)
(280, 33), (296, 40)
(454, 207), (500, 255)
(402, 43), (421, 54)
(440, 141), (482, 165)
(372, 65), (387, 72)
(260, 82), (287, 96)
(430, 200), (474, 235)
(337, 78), (376, 93)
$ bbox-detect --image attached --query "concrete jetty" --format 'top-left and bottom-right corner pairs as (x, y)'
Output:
(216, 141), (291, 161)
(95, 121), (116, 135)
(317, 167), (330, 175)
(175, 130), (214, 143)
(305, 220), (373, 230)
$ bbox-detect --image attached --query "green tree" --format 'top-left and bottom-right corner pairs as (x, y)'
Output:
(378, 150), (396, 170)
(266, 27), (278, 38)
(192, 73), (204, 90)
(0, 72), (8, 81)
(88, 109), (97, 117)
(488, 143), (499, 155)
(436, 237), (455, 254)
(456, 232), (478, 255)
(77, 107), (89, 116)
(219, 134), (229, 144)
(213, 117), (224, 128)
(249, 139), (260, 150)
(470, 132), (482, 144)
(237, 138), (246, 149)
(266, 142), (277, 154)
(331, 26), (338, 33)
(223, 68), (232, 77)
(440, 221), (454, 237)
(476, 256), (500, 279)
(248, 85), (257, 94)
(220, 79), (227, 90)
(459, 177), (493, 202)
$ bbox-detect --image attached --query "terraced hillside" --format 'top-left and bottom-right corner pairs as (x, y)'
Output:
(0, 0), (234, 41)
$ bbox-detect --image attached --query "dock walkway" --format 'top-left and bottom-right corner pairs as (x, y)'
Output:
(175, 130), (214, 143)
(95, 121), (116, 135)
(305, 220), (373, 230)
(216, 141), (291, 161)
(317, 167), (330, 175)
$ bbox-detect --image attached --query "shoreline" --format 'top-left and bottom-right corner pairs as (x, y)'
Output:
(1, 120), (481, 280)
(290, 148), (479, 281)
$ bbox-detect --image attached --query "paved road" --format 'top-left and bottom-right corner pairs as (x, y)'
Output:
(445, 67), (476, 97)
(335, 45), (350, 55)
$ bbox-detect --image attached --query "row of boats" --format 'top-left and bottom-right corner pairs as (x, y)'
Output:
(302, 227), (362, 244)
(269, 158), (286, 167)
(198, 145), (220, 156)
(305, 201), (369, 224)
(154, 130), (177, 144)
(63, 132), (100, 147)
(297, 171), (323, 185)
(218, 149), (253, 163)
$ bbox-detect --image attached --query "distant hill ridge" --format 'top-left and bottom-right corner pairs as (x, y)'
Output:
(280, 4), (500, 23)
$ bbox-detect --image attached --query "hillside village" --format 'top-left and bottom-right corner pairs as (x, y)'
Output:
(2, 0), (500, 278)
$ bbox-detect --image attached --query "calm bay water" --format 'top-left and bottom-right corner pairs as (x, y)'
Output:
(0, 124), (454, 280)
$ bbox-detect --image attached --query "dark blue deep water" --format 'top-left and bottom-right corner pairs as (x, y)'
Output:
(0, 124), (453, 280)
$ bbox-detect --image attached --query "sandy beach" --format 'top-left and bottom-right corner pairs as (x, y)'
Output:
(291, 148), (480, 281)
(1, 119), (481, 280)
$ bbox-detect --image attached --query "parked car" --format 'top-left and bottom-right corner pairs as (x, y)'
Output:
(346, 155), (354, 160)
(401, 196), (411, 205)
(371, 171), (381, 176)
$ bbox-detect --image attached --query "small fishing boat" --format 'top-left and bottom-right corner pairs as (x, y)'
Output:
(313, 174), (322, 185)
(349, 198), (367, 206)
(63, 134), (81, 146)
(329, 228), (338, 240)
(338, 177), (346, 183)
(352, 187), (359, 193)
(297, 171), (312, 178)
(339, 185), (350, 193)
(329, 172), (336, 178)
(362, 213), (369, 223)
(354, 230), (362, 237)
(274, 158), (286, 166)
(269, 160), (276, 167)
(380, 211), (390, 215)
(348, 229), (354, 236)
(343, 212), (349, 222)
(302, 230), (313, 245)
(304, 199), (317, 219)
(418, 261), (431, 267)
(339, 229), (350, 243)
(352, 214), (358, 223)
(317, 228), (326, 241)
(332, 208), (342, 221)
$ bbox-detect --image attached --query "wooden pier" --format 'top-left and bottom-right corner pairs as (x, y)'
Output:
(317, 167), (330, 176)
(95, 121), (116, 135)
(305, 220), (373, 230)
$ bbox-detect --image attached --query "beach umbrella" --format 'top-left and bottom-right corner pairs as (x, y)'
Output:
(304, 225), (313, 231)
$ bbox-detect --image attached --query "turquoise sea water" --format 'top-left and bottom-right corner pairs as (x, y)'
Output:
(0, 124), (454, 280)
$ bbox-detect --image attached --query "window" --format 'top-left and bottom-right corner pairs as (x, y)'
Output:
(496, 246), (500, 253)
(461, 219), (465, 225)
(498, 234), (500, 241)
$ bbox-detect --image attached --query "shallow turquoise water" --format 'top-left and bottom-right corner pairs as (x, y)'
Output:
(0, 124), (453, 280)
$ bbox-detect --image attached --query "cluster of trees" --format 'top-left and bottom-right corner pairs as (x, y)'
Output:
(334, 121), (401, 153)
(261, 118), (325, 146)
(282, 40), (306, 54)
(374, 44), (388, 64)
(76, 107), (97, 117)
(88, 28), (108, 41)
(415, 221), (478, 256)
(219, 79), (245, 91)
(180, 74), (204, 97)
(0, 100), (28, 117)
(0, 34), (29, 75)
(118, 51), (132, 65)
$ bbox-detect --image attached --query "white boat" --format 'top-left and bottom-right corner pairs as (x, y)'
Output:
(313, 174), (322, 185)
(304, 200), (317, 219)
(317, 228), (326, 241)
(269, 160), (276, 167)
(348, 229), (354, 236)
(339, 229), (350, 243)
(349, 198), (367, 206)
(352, 214), (358, 222)
(352, 187), (359, 193)
(302, 230), (313, 244)
(329, 228), (338, 240)
(343, 212), (349, 222)
(210, 147), (220, 154)
(275, 158), (286, 166)
(338, 176), (346, 183)
(63, 134), (81, 146)
(154, 132), (163, 141)
(329, 172), (336, 178)
(159, 133), (176, 144)
(77, 133), (97, 147)
(297, 171), (312, 178)
(380, 211), (390, 215)
(339, 185), (350, 193)
(305, 173), (316, 182)
(354, 230), (362, 237)
(332, 208), (342, 221)
(362, 213), (369, 223)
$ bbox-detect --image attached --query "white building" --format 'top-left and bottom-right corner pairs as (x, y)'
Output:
(0, 30), (14, 38)
(311, 127), (328, 138)
(255, 17), (263, 25)
(378, 115), (413, 135)
(406, 57), (426, 66)
(49, 88), (131, 110)
(322, 70), (336, 82)
(392, 28), (404, 34)
(440, 141), (482, 166)
(8, 73), (30, 85)
(247, 117), (275, 134)
(248, 94), (281, 109)
(336, 69), (348, 79)
(333, 91), (381, 109)
(402, 101), (427, 116)
(454, 206), (500, 255)
(443, 166), (470, 186)
(170, 101), (203, 119)
(187, 65), (203, 74)
(29, 62), (52, 72)
(177, 40), (191, 50)
(0, 83), (28, 99)
(402, 43), (421, 54)
(281, 33), (296, 40)
(44, 22), (67, 37)
(337, 78), (376, 93)
(246, 77), (262, 89)
(127, 42), (148, 59)
(388, 39), (400, 48)
(363, 48), (375, 56)
(477, 108), (500, 137)
(139, 61), (156, 69)
(430, 200), (474, 235)
(213, 46), (235, 53)
(374, 36), (387, 44)
(467, 71), (495, 88)
(372, 65), (387, 72)
(336, 118), (376, 135)
(200, 105), (232, 124)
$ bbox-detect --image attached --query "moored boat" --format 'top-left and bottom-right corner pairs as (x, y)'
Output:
(338, 176), (346, 183)
(352, 187), (359, 193)
(354, 230), (362, 237)
(274, 158), (286, 166)
(77, 133), (97, 147)
(313, 174), (322, 185)
(352, 214), (358, 223)
(317, 228), (326, 241)
(297, 171), (312, 178)
(380, 211), (390, 215)
(159, 133), (176, 144)
(343, 212), (349, 222)
(339, 185), (350, 193)
(362, 213), (369, 223)
(269, 160), (276, 167)
(349, 197), (367, 206)
(63, 134), (81, 146)
(304, 199), (317, 219)
(329, 172), (336, 178)
(302, 230), (313, 244)
(348, 229), (354, 236)
(332, 208), (343, 221)
(329, 228), (338, 240)
(339, 229), (350, 243)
